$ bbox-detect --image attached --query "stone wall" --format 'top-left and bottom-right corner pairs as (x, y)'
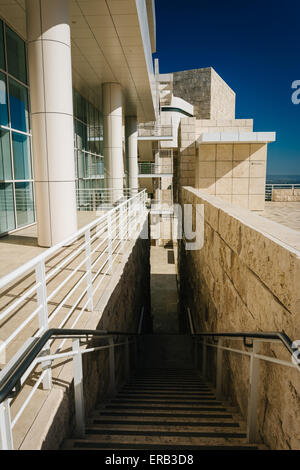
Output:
(178, 187), (300, 450)
(173, 68), (211, 119)
(196, 142), (267, 210)
(173, 67), (236, 120)
(210, 69), (236, 121)
(20, 218), (151, 449)
(272, 188), (300, 202)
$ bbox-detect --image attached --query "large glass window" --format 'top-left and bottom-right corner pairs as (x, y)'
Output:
(15, 181), (34, 227)
(0, 129), (11, 179)
(12, 132), (32, 180)
(0, 72), (8, 126)
(6, 26), (27, 84)
(0, 20), (33, 236)
(73, 90), (104, 192)
(9, 78), (29, 132)
(0, 183), (15, 233)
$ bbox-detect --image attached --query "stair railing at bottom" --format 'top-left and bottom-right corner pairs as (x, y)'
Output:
(186, 307), (300, 444)
(0, 305), (145, 450)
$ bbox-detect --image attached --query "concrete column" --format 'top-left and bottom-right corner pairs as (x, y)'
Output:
(26, 0), (77, 247)
(125, 116), (139, 193)
(102, 83), (124, 202)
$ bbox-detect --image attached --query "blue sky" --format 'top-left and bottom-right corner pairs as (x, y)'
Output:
(153, 0), (300, 176)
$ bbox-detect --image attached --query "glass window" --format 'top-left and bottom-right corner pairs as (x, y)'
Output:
(15, 181), (34, 227)
(12, 132), (32, 180)
(77, 150), (85, 179)
(0, 129), (11, 180)
(9, 78), (29, 132)
(0, 182), (15, 232)
(6, 26), (27, 84)
(0, 20), (5, 71)
(0, 72), (8, 126)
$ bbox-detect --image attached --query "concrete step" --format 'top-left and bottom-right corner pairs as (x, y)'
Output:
(62, 439), (259, 451)
(109, 400), (222, 406)
(93, 410), (235, 420)
(88, 420), (241, 430)
(99, 404), (228, 412)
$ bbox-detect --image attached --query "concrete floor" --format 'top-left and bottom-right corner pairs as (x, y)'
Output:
(150, 244), (179, 334)
(260, 202), (300, 232)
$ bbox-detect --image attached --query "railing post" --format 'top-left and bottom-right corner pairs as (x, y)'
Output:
(108, 337), (116, 396)
(125, 337), (130, 379)
(35, 261), (52, 390)
(92, 190), (96, 211)
(202, 339), (207, 378)
(247, 340), (260, 443)
(120, 206), (125, 252)
(216, 338), (223, 401)
(72, 339), (85, 438)
(85, 229), (93, 312)
(0, 399), (13, 450)
(107, 213), (113, 274)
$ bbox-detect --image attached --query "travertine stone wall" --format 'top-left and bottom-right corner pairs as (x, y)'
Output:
(196, 142), (267, 210)
(210, 69), (236, 120)
(173, 68), (211, 119)
(272, 189), (300, 202)
(176, 117), (267, 212)
(173, 68), (236, 120)
(175, 117), (197, 202)
(20, 220), (151, 449)
(179, 187), (300, 450)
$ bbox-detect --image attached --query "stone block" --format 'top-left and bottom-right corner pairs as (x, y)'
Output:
(233, 144), (250, 161)
(233, 160), (250, 178)
(216, 144), (233, 161)
(198, 161), (215, 178)
(232, 178), (249, 195)
(198, 144), (216, 161)
(216, 178), (232, 195)
(249, 161), (266, 178)
(216, 161), (233, 178)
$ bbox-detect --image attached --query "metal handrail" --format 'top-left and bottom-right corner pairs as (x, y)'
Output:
(186, 308), (300, 444)
(0, 328), (136, 405)
(191, 331), (295, 356)
(0, 304), (146, 449)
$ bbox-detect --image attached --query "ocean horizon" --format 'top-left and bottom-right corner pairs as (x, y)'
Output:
(266, 175), (300, 184)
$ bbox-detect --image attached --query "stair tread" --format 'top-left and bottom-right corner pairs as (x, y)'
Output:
(90, 419), (240, 428)
(93, 411), (234, 419)
(65, 442), (259, 451)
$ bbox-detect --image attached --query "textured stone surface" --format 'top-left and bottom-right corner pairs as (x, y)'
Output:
(178, 187), (300, 450)
(173, 67), (235, 120)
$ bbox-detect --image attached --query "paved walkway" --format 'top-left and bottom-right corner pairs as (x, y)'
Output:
(260, 202), (300, 232)
(150, 245), (179, 334)
(0, 211), (100, 276)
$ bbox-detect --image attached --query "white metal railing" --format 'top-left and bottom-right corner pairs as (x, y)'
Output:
(265, 183), (300, 201)
(76, 188), (137, 211)
(0, 329), (138, 449)
(138, 122), (173, 138)
(138, 162), (173, 175)
(187, 309), (300, 444)
(0, 190), (147, 371)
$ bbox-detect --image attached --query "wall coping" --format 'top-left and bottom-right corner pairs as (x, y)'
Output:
(183, 187), (300, 256)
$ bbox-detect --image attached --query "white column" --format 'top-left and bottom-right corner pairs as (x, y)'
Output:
(102, 83), (124, 202)
(26, 0), (77, 247)
(125, 116), (139, 193)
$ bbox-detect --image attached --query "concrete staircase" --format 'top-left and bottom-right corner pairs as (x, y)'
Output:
(63, 368), (259, 450)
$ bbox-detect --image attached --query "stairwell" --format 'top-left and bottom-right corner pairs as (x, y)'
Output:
(62, 246), (261, 451)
